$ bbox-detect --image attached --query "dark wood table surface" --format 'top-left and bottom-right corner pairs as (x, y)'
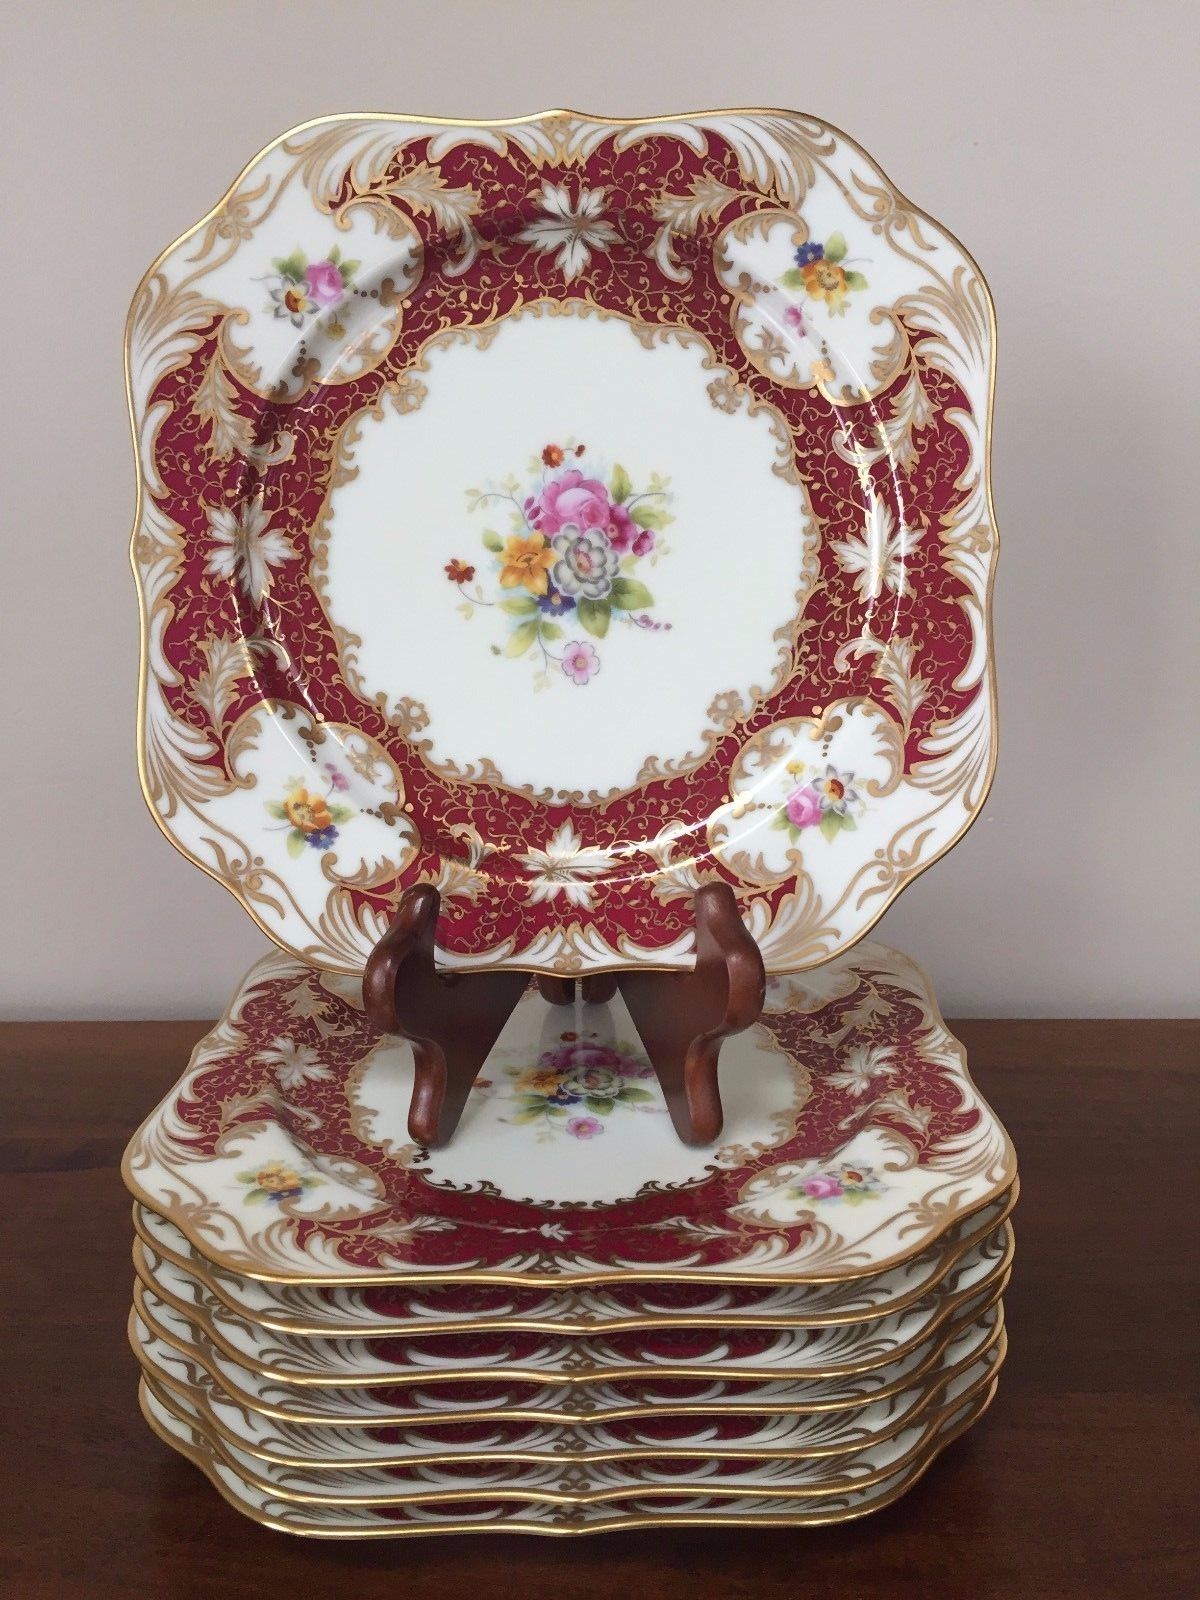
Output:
(2, 1017), (1196, 1598)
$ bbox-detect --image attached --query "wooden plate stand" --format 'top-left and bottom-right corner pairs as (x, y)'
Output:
(363, 881), (766, 1148)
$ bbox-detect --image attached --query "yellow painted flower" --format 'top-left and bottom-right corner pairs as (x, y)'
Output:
(786, 760), (807, 778)
(285, 786), (332, 834)
(801, 258), (850, 313)
(517, 1067), (566, 1094)
(500, 533), (555, 596)
(256, 1162), (302, 1194)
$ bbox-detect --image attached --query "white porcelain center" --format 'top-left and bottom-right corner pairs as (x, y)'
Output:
(318, 306), (814, 800)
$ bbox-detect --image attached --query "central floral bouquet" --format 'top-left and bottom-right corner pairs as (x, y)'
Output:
(483, 1031), (663, 1141)
(447, 441), (674, 688)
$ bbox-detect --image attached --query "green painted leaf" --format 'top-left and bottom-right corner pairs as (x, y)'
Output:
(328, 805), (354, 824)
(505, 619), (541, 657)
(482, 529), (504, 553)
(843, 270), (868, 290)
(610, 577), (654, 610)
(242, 1189), (268, 1206)
(234, 1171), (257, 1184)
(578, 599), (611, 638)
(825, 231), (848, 262)
(818, 811), (843, 842)
(500, 594), (538, 615)
(630, 504), (670, 531)
(540, 621), (563, 641)
(620, 1086), (655, 1104)
(843, 1189), (875, 1206)
(610, 462), (632, 503)
(265, 801), (288, 820)
(585, 1097), (615, 1116)
(779, 268), (806, 289)
(286, 829), (307, 858)
(339, 259), (360, 278)
(510, 1107), (546, 1125)
(840, 814), (857, 832)
(273, 251), (306, 281)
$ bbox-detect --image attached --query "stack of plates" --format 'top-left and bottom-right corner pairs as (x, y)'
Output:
(123, 941), (1017, 1538)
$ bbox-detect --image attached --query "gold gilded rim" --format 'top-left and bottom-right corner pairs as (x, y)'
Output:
(137, 1366), (999, 1535)
(127, 106), (999, 980)
(129, 1290), (1004, 1429)
(131, 1198), (1014, 1338)
(131, 1243), (1012, 1388)
(138, 1313), (1005, 1472)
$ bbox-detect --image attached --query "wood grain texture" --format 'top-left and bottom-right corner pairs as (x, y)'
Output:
(0, 1016), (1196, 1598)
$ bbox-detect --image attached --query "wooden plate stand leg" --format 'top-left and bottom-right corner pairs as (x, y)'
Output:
(364, 881), (765, 1148)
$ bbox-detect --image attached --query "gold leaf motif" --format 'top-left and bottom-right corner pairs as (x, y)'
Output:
(191, 635), (254, 728)
(190, 349), (255, 461)
(380, 161), (481, 270)
(651, 176), (739, 280)
(834, 628), (929, 740)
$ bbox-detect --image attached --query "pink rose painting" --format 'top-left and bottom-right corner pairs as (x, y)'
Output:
(305, 258), (346, 306)
(785, 785), (823, 829)
(567, 1117), (604, 1140)
(529, 470), (644, 554)
(802, 1174), (844, 1199)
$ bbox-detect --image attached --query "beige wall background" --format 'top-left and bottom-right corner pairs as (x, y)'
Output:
(2, 0), (1196, 1019)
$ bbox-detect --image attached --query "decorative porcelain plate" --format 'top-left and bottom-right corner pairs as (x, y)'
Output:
(132, 1232), (1009, 1385)
(135, 1315), (1005, 1467)
(139, 1369), (997, 1534)
(140, 1345), (997, 1506)
(122, 942), (1016, 1285)
(133, 1294), (1003, 1429)
(133, 1197), (1013, 1336)
(128, 109), (998, 976)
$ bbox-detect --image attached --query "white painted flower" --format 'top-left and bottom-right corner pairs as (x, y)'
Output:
(830, 495), (922, 602)
(519, 183), (619, 282)
(824, 1043), (896, 1096)
(204, 500), (296, 600)
(516, 822), (614, 907)
(259, 1037), (332, 1092)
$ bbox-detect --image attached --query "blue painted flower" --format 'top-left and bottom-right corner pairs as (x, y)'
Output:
(307, 826), (338, 850)
(546, 1085), (582, 1108)
(795, 241), (825, 267)
(538, 585), (576, 616)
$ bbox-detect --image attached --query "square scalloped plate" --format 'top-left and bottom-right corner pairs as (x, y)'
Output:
(121, 941), (1016, 1286)
(132, 1308), (1005, 1469)
(132, 1193), (1013, 1336)
(128, 108), (997, 977)
(138, 1355), (999, 1534)
(131, 1225), (1009, 1386)
(131, 1289), (1003, 1429)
